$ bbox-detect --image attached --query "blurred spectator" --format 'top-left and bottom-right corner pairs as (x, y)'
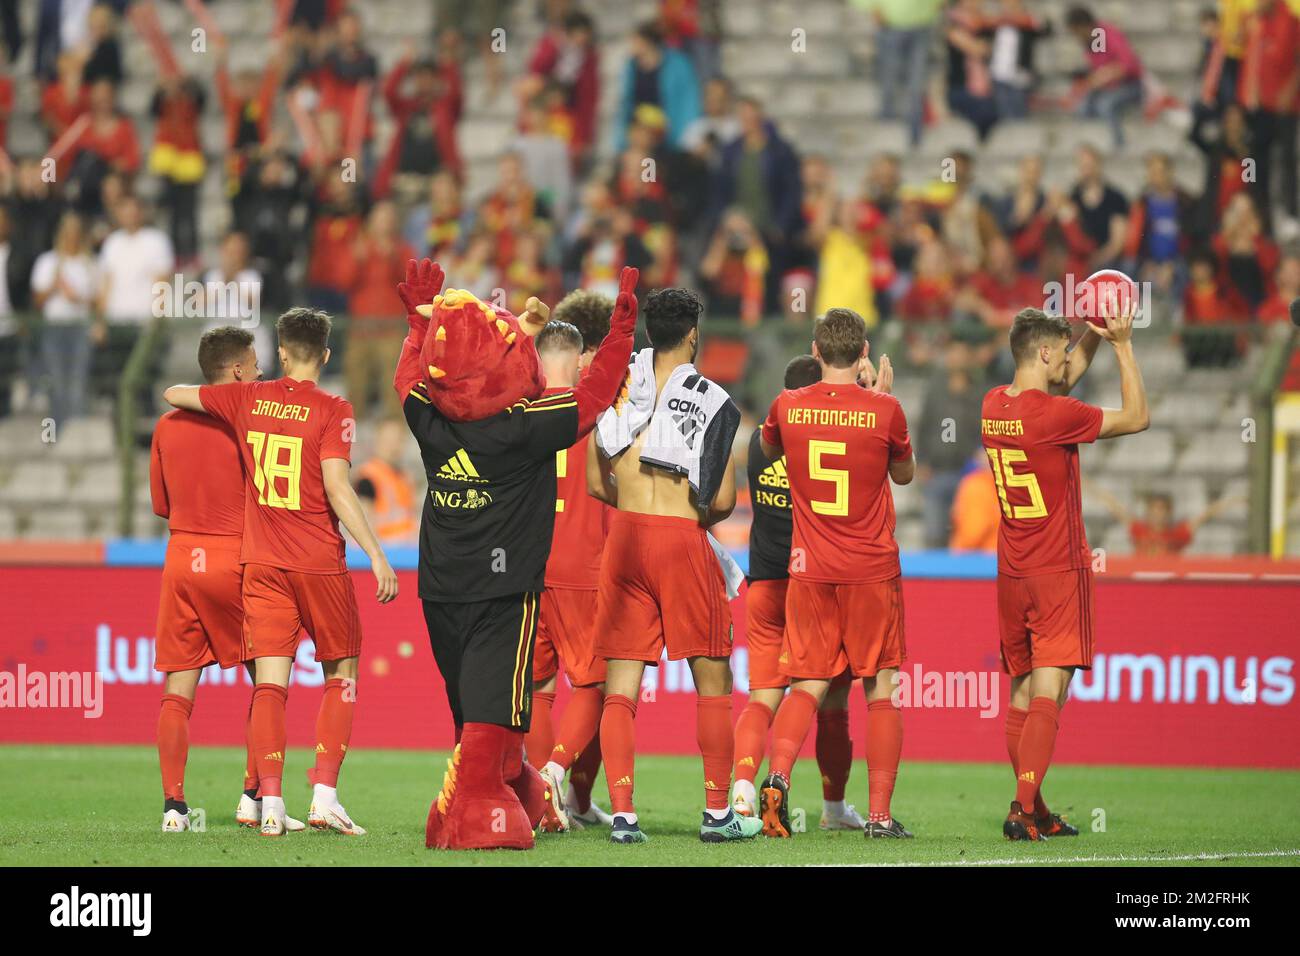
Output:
(477, 152), (553, 271)
(940, 151), (997, 273)
(214, 35), (282, 178)
(306, 177), (363, 314)
(865, 0), (944, 146)
(522, 9), (600, 160)
(96, 194), (173, 326)
(3, 157), (64, 312)
(968, 235), (1040, 328)
(1068, 144), (1129, 270)
(32, 211), (100, 424)
(1091, 487), (1244, 556)
(1213, 191), (1278, 312)
(915, 341), (984, 548)
(1198, 1), (1248, 114)
(564, 201), (651, 299)
(1182, 247), (1248, 366)
(712, 96), (803, 284)
(41, 52), (88, 144)
(1123, 152), (1195, 293)
(945, 0), (999, 141)
(80, 3), (123, 87)
(616, 21), (701, 150)
(201, 231), (269, 363)
(518, 98), (574, 221)
(810, 197), (880, 327)
(504, 227), (560, 316)
(0, 207), (18, 418)
(318, 8), (378, 169)
(376, 40), (463, 203)
(680, 75), (741, 171)
(1258, 251), (1300, 323)
(1237, 0), (1300, 236)
(66, 79), (139, 215)
(355, 418), (417, 543)
(948, 450), (999, 552)
(403, 170), (464, 261)
(1065, 5), (1144, 147)
(1191, 102), (1255, 234)
(699, 208), (768, 324)
(336, 200), (414, 417)
(987, 0), (1049, 120)
(899, 231), (956, 322)
(232, 150), (308, 313)
(444, 230), (502, 301)
(149, 74), (206, 266)
(661, 0), (723, 84)
(434, 0), (508, 97)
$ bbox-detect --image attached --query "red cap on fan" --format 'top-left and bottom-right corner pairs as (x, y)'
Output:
(1077, 269), (1138, 327)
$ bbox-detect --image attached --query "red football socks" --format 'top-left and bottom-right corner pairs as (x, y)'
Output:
(250, 683), (288, 799)
(697, 695), (734, 810)
(158, 693), (193, 803)
(312, 677), (354, 788)
(769, 688), (819, 781)
(866, 699), (903, 823)
(243, 698), (258, 795)
(1015, 697), (1060, 811)
(548, 685), (603, 772)
(525, 691), (556, 769)
(568, 732), (603, 812)
(816, 706), (852, 801)
(1005, 705), (1050, 818)
(733, 699), (775, 785)
(600, 693), (638, 815)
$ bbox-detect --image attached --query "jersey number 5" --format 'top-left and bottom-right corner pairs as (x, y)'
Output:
(986, 448), (1047, 520)
(247, 431), (303, 510)
(808, 439), (849, 516)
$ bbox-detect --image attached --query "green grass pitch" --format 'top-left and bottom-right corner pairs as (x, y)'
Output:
(3, 745), (1298, 867)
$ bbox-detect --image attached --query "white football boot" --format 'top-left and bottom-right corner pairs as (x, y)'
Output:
(564, 784), (614, 829)
(308, 801), (366, 835)
(237, 794), (305, 831)
(731, 779), (758, 818)
(161, 809), (190, 833)
(820, 801), (868, 830)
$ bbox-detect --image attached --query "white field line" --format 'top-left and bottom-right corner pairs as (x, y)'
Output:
(803, 849), (1300, 867)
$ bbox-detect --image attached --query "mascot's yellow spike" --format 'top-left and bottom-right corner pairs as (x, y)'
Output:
(415, 304), (434, 318)
(428, 365), (446, 379)
(505, 332), (516, 344)
(434, 325), (447, 341)
(495, 318), (509, 336)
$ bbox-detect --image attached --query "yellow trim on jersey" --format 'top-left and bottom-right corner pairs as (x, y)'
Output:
(510, 594), (536, 726)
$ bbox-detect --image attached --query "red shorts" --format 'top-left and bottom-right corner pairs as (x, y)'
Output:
(746, 578), (790, 690)
(533, 587), (606, 686)
(997, 569), (1094, 677)
(241, 563), (362, 662)
(593, 511), (732, 664)
(155, 533), (245, 672)
(782, 576), (906, 680)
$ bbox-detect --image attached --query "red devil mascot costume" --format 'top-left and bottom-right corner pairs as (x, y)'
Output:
(393, 259), (637, 849)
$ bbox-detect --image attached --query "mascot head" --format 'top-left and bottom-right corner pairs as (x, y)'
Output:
(416, 290), (546, 422)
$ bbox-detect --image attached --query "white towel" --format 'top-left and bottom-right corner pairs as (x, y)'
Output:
(595, 349), (741, 508)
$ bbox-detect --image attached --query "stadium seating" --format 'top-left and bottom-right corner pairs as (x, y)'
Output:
(0, 0), (1292, 556)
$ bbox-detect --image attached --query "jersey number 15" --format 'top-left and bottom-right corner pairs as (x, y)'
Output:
(986, 448), (1047, 520)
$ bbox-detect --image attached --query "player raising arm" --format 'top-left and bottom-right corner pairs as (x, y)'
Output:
(981, 299), (1147, 842)
(164, 309), (397, 837)
(757, 308), (916, 840)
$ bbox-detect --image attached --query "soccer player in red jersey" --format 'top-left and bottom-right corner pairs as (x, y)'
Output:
(732, 354), (867, 832)
(982, 302), (1148, 840)
(528, 293), (617, 832)
(758, 308), (916, 839)
(163, 309), (399, 837)
(151, 327), (305, 832)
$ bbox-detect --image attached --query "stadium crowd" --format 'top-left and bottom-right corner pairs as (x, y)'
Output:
(0, 0), (1296, 551)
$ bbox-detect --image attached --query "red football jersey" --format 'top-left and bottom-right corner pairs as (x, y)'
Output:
(980, 385), (1103, 577)
(544, 386), (609, 589)
(150, 409), (244, 537)
(199, 377), (355, 574)
(762, 382), (912, 583)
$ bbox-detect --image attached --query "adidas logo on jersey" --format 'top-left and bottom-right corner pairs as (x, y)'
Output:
(438, 448), (488, 483)
(667, 397), (706, 448)
(758, 457), (789, 489)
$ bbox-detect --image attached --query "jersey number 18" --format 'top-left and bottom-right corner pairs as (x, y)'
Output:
(247, 431), (303, 510)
